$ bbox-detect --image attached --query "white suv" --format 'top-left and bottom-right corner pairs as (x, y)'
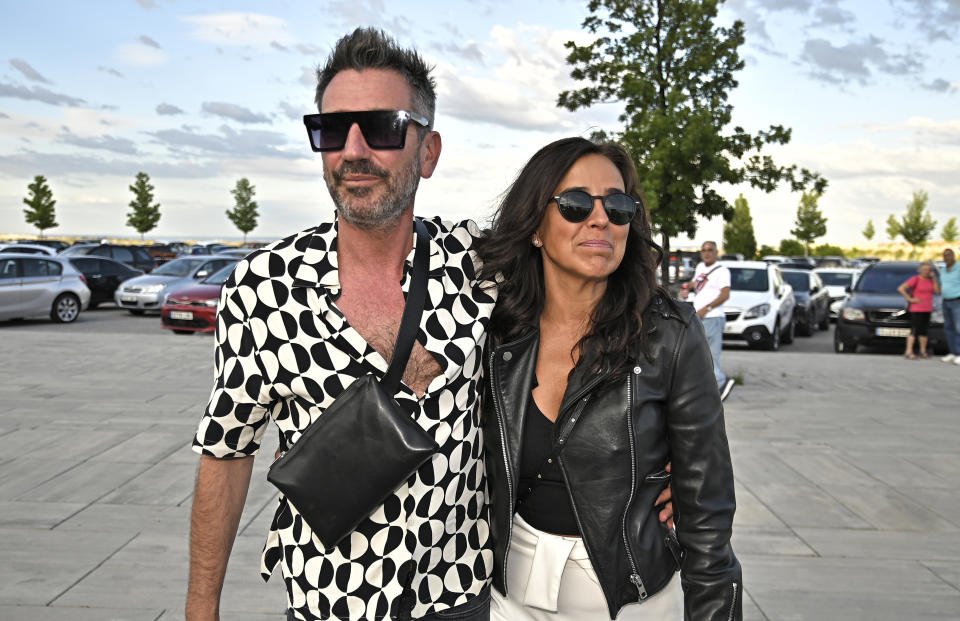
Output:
(721, 261), (796, 350)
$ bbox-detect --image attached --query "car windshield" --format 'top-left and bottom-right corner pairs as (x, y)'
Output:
(203, 263), (237, 285)
(152, 257), (204, 276)
(856, 267), (918, 293)
(818, 272), (853, 287)
(729, 268), (769, 292)
(782, 271), (809, 292)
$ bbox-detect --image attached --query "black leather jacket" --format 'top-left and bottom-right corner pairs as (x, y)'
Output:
(483, 295), (742, 620)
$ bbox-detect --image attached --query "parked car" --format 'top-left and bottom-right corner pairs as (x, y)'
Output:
(760, 255), (789, 264)
(0, 243), (57, 256)
(835, 261), (946, 354)
(721, 260), (796, 350)
(188, 243), (230, 255)
(15, 238), (70, 252)
(668, 252), (699, 282)
(216, 247), (257, 259)
(813, 255), (847, 268)
(115, 255), (238, 314)
(719, 253), (744, 261)
(60, 243), (155, 273)
(0, 254), (90, 323)
(814, 267), (861, 320)
(781, 268), (830, 335)
(160, 263), (237, 334)
(66, 256), (143, 309)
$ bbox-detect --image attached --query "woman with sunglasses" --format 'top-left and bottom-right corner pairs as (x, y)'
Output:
(476, 137), (741, 620)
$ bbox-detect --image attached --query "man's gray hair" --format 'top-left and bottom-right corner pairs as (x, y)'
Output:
(314, 27), (436, 126)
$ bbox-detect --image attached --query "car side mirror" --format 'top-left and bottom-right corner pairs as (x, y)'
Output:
(844, 285), (851, 293)
(195, 270), (209, 279)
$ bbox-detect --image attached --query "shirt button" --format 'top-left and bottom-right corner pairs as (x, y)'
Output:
(547, 458), (553, 464)
(502, 351), (513, 361)
(633, 366), (642, 375)
(537, 474), (542, 479)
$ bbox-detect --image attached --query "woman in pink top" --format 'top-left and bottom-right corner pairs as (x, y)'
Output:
(897, 262), (941, 359)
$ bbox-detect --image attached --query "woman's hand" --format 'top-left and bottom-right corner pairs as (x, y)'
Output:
(654, 462), (675, 530)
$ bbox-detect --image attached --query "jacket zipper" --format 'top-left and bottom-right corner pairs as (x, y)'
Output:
(728, 581), (739, 621)
(489, 349), (515, 588)
(621, 370), (648, 600)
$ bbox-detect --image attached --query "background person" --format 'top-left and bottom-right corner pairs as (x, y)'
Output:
(938, 248), (960, 365)
(477, 138), (741, 621)
(681, 242), (734, 400)
(897, 261), (940, 360)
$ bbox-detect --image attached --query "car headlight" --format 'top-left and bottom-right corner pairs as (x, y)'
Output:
(842, 307), (865, 321)
(201, 298), (219, 307)
(931, 309), (944, 324)
(141, 284), (165, 293)
(743, 303), (770, 319)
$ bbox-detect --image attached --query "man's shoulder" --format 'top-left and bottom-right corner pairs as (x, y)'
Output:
(420, 215), (483, 250)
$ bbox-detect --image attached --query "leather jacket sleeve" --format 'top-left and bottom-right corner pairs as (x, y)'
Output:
(665, 308), (742, 621)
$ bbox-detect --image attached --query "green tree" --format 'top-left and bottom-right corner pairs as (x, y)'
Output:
(778, 238), (804, 256)
(942, 216), (958, 242)
(558, 0), (826, 283)
(886, 214), (901, 241)
(887, 190), (937, 258)
(722, 194), (757, 259)
(127, 172), (161, 240)
(862, 219), (875, 241)
(22, 175), (58, 237)
(790, 191), (828, 256)
(813, 243), (845, 257)
(226, 178), (259, 243)
(758, 244), (777, 258)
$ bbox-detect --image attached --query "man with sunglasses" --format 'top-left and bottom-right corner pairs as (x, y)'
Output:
(682, 241), (734, 401)
(186, 28), (673, 621)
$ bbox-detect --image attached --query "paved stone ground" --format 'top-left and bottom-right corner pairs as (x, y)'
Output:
(1, 312), (958, 619)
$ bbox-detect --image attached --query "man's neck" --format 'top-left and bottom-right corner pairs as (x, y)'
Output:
(703, 259), (716, 267)
(336, 209), (415, 279)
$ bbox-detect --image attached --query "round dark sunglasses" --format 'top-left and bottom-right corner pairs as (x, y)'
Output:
(551, 190), (639, 226)
(303, 110), (431, 152)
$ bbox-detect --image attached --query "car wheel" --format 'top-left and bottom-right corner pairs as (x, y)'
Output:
(797, 313), (812, 336)
(764, 322), (781, 351)
(128, 309), (145, 316)
(172, 330), (193, 335)
(781, 316), (795, 345)
(818, 310), (830, 330)
(834, 330), (856, 353)
(50, 293), (80, 323)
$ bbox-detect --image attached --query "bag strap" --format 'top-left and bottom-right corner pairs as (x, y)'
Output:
(380, 218), (430, 394)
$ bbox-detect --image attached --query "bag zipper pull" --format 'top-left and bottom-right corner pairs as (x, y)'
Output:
(629, 573), (648, 600)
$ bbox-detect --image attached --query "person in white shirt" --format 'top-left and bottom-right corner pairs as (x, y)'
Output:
(681, 241), (734, 401)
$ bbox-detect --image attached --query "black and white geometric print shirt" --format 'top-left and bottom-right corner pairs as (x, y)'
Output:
(192, 216), (497, 620)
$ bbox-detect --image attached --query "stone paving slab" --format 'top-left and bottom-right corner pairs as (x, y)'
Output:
(2, 323), (959, 619)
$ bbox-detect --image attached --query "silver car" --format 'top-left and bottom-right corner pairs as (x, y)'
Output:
(115, 255), (238, 314)
(0, 253), (91, 323)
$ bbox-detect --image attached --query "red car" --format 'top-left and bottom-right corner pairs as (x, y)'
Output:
(160, 263), (236, 334)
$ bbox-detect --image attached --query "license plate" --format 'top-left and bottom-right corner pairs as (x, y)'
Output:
(121, 295), (137, 303)
(876, 327), (910, 337)
(171, 310), (193, 320)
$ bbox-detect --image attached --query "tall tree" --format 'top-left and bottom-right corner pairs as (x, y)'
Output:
(226, 177), (259, 244)
(22, 175), (58, 238)
(886, 214), (901, 241)
(862, 219), (875, 241)
(558, 0), (826, 282)
(127, 172), (161, 240)
(887, 190), (937, 258)
(942, 216), (958, 242)
(778, 238), (804, 257)
(790, 191), (827, 256)
(722, 193), (757, 259)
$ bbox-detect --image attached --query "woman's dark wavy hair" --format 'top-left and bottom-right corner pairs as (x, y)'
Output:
(476, 137), (662, 375)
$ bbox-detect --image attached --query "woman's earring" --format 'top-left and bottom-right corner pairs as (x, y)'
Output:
(532, 237), (542, 247)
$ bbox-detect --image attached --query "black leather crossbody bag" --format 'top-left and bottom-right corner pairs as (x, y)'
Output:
(267, 218), (439, 548)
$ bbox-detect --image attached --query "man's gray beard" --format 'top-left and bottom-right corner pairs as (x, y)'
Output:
(326, 156), (422, 231)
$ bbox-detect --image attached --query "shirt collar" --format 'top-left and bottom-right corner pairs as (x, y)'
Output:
(291, 215), (445, 290)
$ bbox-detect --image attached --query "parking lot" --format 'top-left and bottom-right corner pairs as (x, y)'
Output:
(1, 307), (959, 619)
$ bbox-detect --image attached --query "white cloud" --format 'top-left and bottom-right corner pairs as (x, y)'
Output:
(116, 42), (166, 66)
(182, 13), (293, 48)
(139, 35), (162, 49)
(201, 101), (271, 124)
(9, 58), (52, 84)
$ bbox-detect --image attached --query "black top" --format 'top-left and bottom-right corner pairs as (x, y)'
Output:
(516, 393), (580, 536)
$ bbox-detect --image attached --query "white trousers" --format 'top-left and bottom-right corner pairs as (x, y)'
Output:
(491, 514), (684, 621)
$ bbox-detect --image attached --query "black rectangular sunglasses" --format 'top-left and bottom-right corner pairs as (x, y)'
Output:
(303, 110), (431, 152)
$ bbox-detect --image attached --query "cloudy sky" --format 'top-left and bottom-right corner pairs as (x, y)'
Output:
(1, 0), (958, 247)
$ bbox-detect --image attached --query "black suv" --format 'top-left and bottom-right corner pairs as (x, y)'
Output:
(60, 243), (155, 273)
(835, 261), (946, 354)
